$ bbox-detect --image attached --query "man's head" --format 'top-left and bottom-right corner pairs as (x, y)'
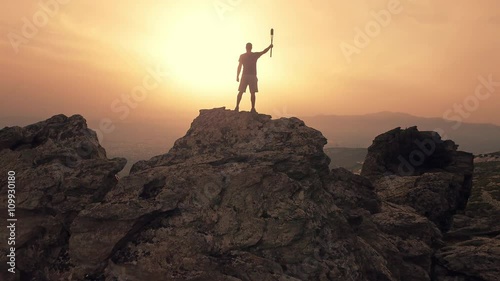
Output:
(246, 43), (252, 52)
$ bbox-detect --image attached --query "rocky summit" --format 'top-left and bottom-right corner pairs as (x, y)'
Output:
(0, 108), (498, 281)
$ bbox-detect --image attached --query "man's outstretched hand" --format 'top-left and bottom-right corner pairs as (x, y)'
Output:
(261, 44), (274, 55)
(236, 76), (239, 82)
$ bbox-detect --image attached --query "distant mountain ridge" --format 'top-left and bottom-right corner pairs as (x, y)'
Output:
(302, 111), (500, 154)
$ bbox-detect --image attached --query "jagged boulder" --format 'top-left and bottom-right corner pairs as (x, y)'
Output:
(0, 114), (126, 281)
(433, 159), (500, 281)
(325, 168), (444, 281)
(69, 108), (394, 280)
(360, 126), (500, 281)
(361, 126), (474, 231)
(361, 126), (466, 177)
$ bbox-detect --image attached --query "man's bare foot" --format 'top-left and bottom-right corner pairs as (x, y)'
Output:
(235, 106), (239, 112)
(250, 108), (257, 113)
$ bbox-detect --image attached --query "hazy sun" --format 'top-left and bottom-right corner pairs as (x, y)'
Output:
(146, 10), (244, 94)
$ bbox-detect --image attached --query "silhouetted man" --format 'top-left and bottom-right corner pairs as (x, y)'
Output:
(235, 42), (273, 113)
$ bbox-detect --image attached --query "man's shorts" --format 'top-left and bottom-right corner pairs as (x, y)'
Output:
(238, 75), (259, 93)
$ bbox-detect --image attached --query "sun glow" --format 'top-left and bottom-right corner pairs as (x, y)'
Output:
(146, 11), (245, 95)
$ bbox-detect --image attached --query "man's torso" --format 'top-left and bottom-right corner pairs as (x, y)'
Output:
(239, 52), (261, 75)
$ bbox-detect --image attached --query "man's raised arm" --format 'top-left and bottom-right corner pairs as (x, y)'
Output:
(259, 44), (274, 56)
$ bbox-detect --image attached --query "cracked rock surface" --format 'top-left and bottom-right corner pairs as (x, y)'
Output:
(1, 108), (496, 281)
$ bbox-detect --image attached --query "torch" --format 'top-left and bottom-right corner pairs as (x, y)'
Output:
(270, 28), (274, 57)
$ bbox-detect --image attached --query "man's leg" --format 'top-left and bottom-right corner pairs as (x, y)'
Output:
(235, 91), (244, 111)
(250, 76), (258, 113)
(250, 91), (256, 112)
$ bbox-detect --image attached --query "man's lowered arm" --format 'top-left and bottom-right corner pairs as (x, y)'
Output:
(236, 61), (242, 82)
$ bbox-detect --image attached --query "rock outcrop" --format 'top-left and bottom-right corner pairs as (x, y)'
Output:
(361, 126), (474, 231)
(0, 109), (497, 281)
(434, 156), (500, 281)
(362, 126), (500, 281)
(69, 108), (386, 280)
(0, 114), (126, 281)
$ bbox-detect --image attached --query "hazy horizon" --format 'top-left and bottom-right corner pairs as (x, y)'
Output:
(2, 109), (500, 154)
(2, 109), (500, 127)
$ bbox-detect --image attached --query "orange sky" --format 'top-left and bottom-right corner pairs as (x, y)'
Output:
(1, 0), (499, 126)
